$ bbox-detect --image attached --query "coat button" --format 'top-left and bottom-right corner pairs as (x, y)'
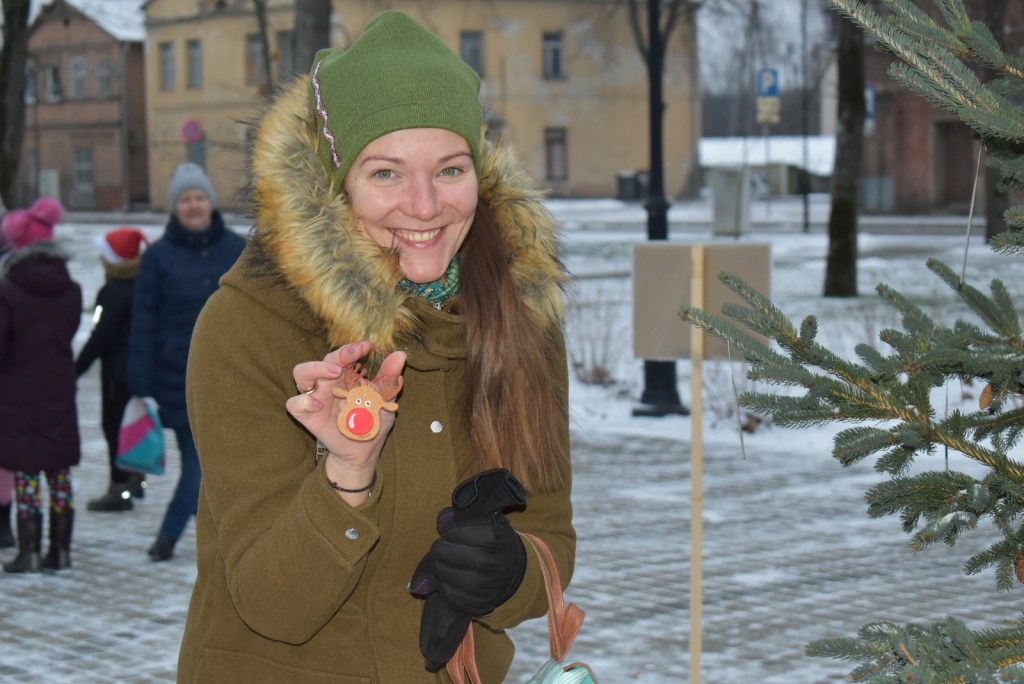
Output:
(430, 421), (443, 433)
(345, 528), (359, 540)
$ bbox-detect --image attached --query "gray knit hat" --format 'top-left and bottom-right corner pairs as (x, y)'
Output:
(167, 162), (216, 209)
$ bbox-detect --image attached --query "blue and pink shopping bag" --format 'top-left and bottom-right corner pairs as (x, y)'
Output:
(115, 397), (166, 475)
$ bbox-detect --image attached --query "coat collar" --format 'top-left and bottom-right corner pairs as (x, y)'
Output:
(243, 78), (567, 351)
(165, 211), (227, 250)
(0, 239), (70, 280)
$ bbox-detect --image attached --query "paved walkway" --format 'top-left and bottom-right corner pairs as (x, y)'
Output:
(2, 363), (1018, 682)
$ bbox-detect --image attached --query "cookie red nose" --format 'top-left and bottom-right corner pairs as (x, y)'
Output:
(346, 407), (374, 436)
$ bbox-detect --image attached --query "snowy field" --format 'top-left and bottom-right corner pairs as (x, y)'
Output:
(2, 217), (1021, 683)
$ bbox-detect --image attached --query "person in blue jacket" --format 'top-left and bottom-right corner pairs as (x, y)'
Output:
(128, 163), (245, 561)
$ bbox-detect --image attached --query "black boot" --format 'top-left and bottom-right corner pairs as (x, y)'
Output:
(0, 503), (14, 549)
(87, 483), (133, 512)
(42, 508), (73, 571)
(148, 532), (177, 562)
(125, 473), (146, 499)
(3, 512), (43, 574)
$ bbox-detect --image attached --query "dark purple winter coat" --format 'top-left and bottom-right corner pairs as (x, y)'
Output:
(0, 240), (82, 472)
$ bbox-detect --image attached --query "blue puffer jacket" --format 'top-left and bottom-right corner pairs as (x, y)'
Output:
(128, 211), (246, 429)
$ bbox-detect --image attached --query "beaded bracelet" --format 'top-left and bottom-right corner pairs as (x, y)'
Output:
(328, 470), (377, 494)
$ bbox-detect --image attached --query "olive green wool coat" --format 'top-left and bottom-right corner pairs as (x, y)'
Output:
(178, 79), (575, 683)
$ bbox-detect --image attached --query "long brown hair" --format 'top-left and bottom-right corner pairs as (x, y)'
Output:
(457, 200), (569, 494)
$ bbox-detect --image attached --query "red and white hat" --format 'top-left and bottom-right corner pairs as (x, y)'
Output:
(95, 227), (149, 265)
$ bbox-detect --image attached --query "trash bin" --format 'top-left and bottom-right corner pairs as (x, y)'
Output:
(616, 170), (639, 201)
(635, 171), (649, 200)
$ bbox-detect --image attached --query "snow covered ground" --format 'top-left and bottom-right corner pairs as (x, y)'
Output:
(1, 217), (1020, 682)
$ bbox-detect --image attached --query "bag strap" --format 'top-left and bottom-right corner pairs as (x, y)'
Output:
(446, 532), (587, 684)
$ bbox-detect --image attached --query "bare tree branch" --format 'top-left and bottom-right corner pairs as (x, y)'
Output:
(625, 0), (695, 72)
(252, 0), (274, 95)
(627, 0), (650, 69)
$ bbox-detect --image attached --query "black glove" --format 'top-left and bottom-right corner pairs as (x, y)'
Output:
(409, 468), (528, 670)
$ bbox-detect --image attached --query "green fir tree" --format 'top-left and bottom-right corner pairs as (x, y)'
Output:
(680, 1), (1024, 680)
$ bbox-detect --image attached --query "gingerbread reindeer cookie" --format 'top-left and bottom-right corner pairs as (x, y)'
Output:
(332, 364), (403, 441)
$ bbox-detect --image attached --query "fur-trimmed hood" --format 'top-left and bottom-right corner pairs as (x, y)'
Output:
(247, 78), (567, 348)
(0, 239), (70, 278)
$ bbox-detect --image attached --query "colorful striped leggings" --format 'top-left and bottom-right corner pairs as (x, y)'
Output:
(14, 469), (73, 516)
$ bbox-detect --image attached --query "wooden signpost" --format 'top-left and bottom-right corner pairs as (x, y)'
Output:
(633, 242), (771, 684)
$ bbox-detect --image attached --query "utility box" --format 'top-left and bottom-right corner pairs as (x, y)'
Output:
(765, 163), (789, 195)
(712, 168), (751, 237)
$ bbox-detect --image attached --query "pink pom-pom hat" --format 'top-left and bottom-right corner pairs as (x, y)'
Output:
(1, 197), (65, 249)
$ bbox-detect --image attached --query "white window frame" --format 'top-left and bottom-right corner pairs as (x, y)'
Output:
(46, 65), (61, 102)
(187, 39), (202, 89)
(543, 32), (565, 80)
(97, 58), (111, 98)
(544, 128), (568, 181)
(460, 31), (485, 78)
(277, 30), (295, 82)
(246, 34), (264, 87)
(24, 65), (36, 104)
(70, 57), (87, 98)
(75, 147), (93, 190)
(160, 42), (174, 92)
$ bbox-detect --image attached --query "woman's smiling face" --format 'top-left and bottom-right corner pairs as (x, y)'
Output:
(344, 128), (478, 284)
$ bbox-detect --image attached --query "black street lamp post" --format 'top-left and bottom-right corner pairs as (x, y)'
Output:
(634, 0), (688, 417)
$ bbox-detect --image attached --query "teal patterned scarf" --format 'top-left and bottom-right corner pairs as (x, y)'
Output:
(400, 255), (460, 308)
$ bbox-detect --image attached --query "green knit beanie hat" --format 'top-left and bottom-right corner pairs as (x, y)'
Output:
(308, 11), (483, 194)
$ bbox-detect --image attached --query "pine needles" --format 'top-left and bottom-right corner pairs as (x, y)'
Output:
(825, 0), (1024, 251)
(681, 255), (1024, 678)
(678, 3), (1024, 678)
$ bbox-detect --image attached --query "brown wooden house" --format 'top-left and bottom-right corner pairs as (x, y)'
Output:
(859, 1), (1024, 215)
(21, 0), (149, 210)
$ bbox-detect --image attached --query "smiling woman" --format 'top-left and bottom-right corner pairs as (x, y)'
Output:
(178, 10), (575, 684)
(346, 128), (478, 284)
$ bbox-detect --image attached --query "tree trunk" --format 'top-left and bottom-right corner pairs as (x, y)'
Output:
(978, 0), (1009, 241)
(0, 0), (32, 209)
(294, 0), (331, 77)
(253, 0), (274, 96)
(823, 13), (864, 298)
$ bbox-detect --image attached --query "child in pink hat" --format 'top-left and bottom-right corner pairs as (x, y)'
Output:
(0, 195), (79, 574)
(0, 198), (64, 249)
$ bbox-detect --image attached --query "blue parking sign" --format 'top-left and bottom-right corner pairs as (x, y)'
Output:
(757, 69), (779, 97)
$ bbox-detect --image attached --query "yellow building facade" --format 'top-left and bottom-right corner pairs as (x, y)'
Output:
(143, 0), (699, 210)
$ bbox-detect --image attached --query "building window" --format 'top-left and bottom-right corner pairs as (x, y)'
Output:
(246, 34), (264, 87)
(46, 66), (61, 102)
(460, 31), (484, 78)
(160, 42), (174, 91)
(24, 66), (36, 104)
(187, 138), (207, 171)
(97, 59), (112, 98)
(543, 32), (564, 80)
(187, 40), (202, 89)
(544, 128), (567, 181)
(277, 30), (295, 82)
(25, 147), (38, 196)
(75, 148), (93, 189)
(70, 57), (87, 98)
